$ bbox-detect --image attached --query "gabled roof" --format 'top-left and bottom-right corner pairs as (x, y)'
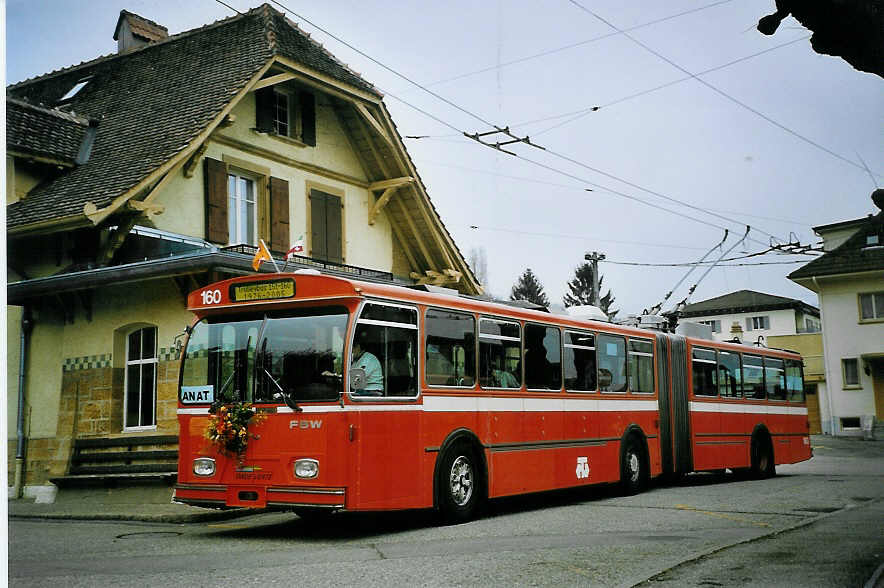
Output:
(6, 4), (378, 232)
(790, 212), (884, 281)
(6, 98), (94, 166)
(680, 289), (819, 318)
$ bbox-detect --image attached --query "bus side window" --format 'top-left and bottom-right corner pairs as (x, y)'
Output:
(765, 357), (786, 401)
(692, 347), (718, 396)
(597, 334), (627, 393)
(525, 324), (561, 390)
(742, 354), (765, 399)
(628, 338), (654, 394)
(425, 309), (476, 387)
(786, 359), (804, 402)
(718, 350), (742, 398)
(479, 319), (521, 389)
(353, 303), (418, 398)
(564, 331), (596, 392)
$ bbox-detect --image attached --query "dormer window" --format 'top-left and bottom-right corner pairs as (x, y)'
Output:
(255, 84), (316, 146)
(867, 234), (880, 246)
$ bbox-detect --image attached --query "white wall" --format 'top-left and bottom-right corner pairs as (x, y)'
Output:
(685, 308), (800, 342)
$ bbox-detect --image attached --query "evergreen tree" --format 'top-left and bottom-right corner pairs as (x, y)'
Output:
(510, 268), (549, 306)
(563, 262), (618, 319)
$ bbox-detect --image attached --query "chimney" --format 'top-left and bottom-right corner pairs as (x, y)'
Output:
(113, 10), (168, 53)
(730, 321), (743, 342)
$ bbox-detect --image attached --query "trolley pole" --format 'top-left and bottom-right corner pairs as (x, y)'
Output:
(584, 251), (605, 307)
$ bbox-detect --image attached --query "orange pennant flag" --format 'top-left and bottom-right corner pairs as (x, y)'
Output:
(251, 240), (273, 271)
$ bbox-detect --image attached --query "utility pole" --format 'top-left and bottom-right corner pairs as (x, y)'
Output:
(584, 251), (605, 306)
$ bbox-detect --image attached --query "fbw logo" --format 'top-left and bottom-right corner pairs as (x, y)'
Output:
(576, 456), (590, 479)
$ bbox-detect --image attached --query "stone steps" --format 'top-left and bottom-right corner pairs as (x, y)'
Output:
(51, 435), (179, 487)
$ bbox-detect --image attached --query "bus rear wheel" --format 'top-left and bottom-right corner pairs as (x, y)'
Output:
(620, 436), (649, 495)
(750, 436), (776, 479)
(437, 440), (483, 524)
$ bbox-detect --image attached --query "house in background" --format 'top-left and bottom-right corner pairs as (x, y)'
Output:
(678, 290), (820, 343)
(6, 5), (480, 501)
(789, 192), (884, 437)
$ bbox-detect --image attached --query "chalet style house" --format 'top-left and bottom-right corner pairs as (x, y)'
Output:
(6, 6), (479, 500)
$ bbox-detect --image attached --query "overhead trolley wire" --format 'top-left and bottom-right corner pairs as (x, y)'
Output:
(260, 0), (789, 248)
(410, 0), (736, 91)
(567, 0), (880, 178)
(530, 35), (810, 136)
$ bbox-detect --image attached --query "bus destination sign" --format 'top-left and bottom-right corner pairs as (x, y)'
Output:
(231, 278), (295, 302)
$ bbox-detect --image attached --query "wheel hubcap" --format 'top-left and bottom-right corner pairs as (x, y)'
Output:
(449, 455), (473, 506)
(627, 451), (640, 483)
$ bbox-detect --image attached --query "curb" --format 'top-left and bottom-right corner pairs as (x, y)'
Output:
(9, 507), (267, 524)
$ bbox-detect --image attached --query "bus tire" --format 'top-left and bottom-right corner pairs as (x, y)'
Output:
(750, 434), (776, 479)
(437, 440), (483, 524)
(620, 435), (649, 495)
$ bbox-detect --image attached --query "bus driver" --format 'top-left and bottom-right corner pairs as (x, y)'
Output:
(351, 329), (384, 395)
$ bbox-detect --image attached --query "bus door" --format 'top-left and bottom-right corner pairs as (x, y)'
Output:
(348, 301), (423, 509)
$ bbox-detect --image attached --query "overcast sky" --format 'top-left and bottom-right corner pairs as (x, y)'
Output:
(7, 0), (882, 314)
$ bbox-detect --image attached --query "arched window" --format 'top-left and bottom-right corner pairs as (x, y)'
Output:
(125, 326), (157, 429)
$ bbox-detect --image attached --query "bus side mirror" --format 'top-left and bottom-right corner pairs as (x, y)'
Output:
(350, 368), (366, 392)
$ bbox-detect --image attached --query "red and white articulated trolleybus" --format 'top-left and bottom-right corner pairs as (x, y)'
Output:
(173, 272), (812, 522)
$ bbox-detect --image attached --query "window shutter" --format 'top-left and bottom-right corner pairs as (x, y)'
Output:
(204, 157), (228, 244)
(310, 190), (328, 261)
(326, 193), (343, 263)
(269, 177), (290, 253)
(299, 90), (316, 146)
(745, 318), (752, 331)
(255, 87), (274, 133)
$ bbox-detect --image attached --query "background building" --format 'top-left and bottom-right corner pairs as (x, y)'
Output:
(789, 192), (884, 437)
(678, 290), (820, 343)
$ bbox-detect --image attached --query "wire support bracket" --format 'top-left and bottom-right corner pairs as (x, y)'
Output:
(464, 126), (546, 156)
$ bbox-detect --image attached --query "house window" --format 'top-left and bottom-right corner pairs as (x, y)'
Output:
(272, 88), (295, 138)
(699, 320), (721, 333)
(125, 327), (157, 429)
(227, 172), (256, 245)
(842, 358), (860, 387)
(859, 292), (884, 321)
(745, 315), (770, 331)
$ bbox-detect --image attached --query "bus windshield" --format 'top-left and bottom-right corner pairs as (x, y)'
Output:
(180, 306), (348, 404)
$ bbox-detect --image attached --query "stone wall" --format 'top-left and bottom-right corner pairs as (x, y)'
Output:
(8, 352), (182, 487)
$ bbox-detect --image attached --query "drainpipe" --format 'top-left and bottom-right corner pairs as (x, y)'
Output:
(13, 308), (33, 499)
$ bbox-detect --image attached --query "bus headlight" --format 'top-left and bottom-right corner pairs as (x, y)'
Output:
(294, 459), (319, 479)
(193, 458), (216, 477)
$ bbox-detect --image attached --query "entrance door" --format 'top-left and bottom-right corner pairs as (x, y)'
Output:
(805, 383), (821, 434)
(872, 360), (884, 422)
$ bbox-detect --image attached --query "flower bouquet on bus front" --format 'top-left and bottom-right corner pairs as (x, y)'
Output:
(205, 401), (265, 462)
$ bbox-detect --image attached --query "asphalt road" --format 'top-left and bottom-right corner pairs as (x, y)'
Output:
(10, 436), (884, 587)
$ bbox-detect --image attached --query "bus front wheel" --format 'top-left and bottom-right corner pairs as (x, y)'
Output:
(437, 440), (483, 524)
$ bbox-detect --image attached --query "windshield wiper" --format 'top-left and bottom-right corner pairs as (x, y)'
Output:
(258, 338), (302, 412)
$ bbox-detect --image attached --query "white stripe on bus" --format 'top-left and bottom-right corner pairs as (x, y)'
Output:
(177, 396), (661, 415)
(689, 401), (807, 416)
